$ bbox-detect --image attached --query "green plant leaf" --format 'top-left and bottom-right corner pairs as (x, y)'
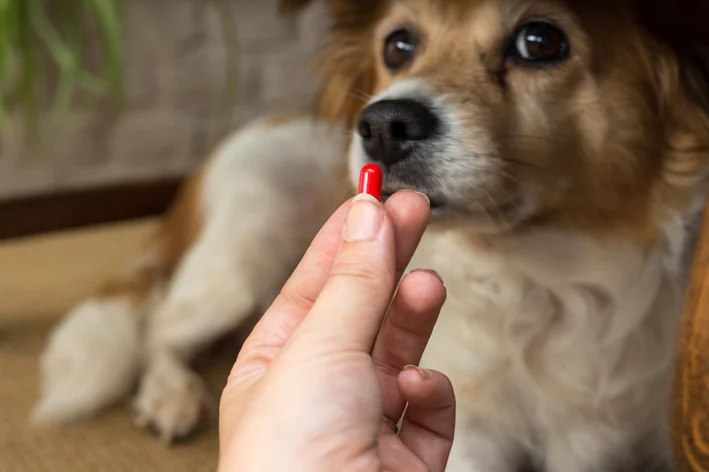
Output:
(0, 0), (125, 143)
(210, 0), (239, 134)
(86, 0), (124, 97)
(28, 0), (79, 122)
(0, 0), (240, 149)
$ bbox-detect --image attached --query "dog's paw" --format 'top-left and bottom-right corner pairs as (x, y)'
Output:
(133, 357), (214, 444)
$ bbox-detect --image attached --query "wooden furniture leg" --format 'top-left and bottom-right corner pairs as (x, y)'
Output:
(673, 199), (709, 471)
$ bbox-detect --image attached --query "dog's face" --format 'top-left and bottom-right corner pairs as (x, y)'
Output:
(286, 0), (709, 236)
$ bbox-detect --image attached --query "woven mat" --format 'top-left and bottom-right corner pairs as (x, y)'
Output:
(0, 220), (234, 472)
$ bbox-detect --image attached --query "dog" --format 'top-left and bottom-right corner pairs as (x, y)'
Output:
(33, 0), (709, 470)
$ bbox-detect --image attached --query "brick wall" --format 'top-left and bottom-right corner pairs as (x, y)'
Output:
(0, 0), (328, 199)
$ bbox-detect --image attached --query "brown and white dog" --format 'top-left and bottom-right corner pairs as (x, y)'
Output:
(33, 1), (709, 470)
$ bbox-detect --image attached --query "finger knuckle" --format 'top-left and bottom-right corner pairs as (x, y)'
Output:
(328, 253), (389, 287)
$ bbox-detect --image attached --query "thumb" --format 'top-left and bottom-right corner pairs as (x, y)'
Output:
(290, 193), (398, 353)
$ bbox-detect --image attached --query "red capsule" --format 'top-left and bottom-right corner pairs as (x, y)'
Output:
(358, 164), (383, 201)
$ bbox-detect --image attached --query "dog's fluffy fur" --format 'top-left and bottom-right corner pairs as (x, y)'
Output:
(34, 1), (709, 470)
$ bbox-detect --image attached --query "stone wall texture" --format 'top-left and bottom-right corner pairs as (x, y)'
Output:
(0, 0), (328, 199)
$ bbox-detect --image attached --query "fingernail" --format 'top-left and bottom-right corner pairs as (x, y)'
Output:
(403, 365), (429, 380)
(414, 268), (444, 285)
(415, 191), (431, 207)
(344, 194), (383, 242)
(382, 416), (399, 434)
(398, 189), (431, 207)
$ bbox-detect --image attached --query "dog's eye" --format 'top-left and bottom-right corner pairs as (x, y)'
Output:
(510, 21), (569, 65)
(383, 28), (417, 72)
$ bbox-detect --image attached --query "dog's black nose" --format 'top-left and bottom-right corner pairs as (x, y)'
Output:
(357, 99), (438, 166)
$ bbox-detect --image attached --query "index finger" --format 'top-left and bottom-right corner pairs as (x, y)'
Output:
(288, 191), (429, 353)
(235, 191), (430, 372)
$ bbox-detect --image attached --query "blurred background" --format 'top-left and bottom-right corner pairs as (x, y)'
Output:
(1, 0), (326, 208)
(0, 1), (327, 470)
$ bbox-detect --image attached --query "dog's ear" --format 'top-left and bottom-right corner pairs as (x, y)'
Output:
(635, 1), (709, 197)
(277, 1), (388, 125)
(679, 41), (709, 113)
(310, 2), (390, 126)
(637, 0), (709, 113)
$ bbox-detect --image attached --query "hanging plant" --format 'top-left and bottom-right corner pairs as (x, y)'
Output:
(0, 0), (124, 138)
(0, 0), (238, 143)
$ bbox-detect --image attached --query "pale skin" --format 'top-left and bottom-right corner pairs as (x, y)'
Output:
(218, 190), (456, 472)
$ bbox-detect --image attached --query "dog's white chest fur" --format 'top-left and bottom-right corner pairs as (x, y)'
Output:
(412, 225), (685, 470)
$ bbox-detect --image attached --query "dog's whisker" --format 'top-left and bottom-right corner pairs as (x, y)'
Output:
(347, 90), (374, 104)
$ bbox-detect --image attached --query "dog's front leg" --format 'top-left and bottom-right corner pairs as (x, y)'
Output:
(132, 222), (265, 442)
(445, 421), (527, 472)
(133, 117), (352, 441)
(542, 420), (672, 472)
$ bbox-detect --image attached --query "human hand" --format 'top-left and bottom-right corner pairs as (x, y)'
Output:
(218, 190), (455, 472)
